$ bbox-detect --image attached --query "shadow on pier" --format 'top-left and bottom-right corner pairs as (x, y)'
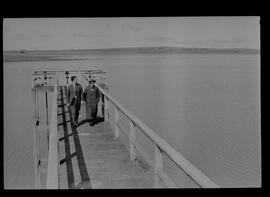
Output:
(58, 86), (91, 189)
(57, 86), (152, 189)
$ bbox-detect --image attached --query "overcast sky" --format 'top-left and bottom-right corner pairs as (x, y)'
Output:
(3, 17), (260, 51)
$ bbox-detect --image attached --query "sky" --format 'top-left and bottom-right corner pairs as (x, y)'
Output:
(3, 17), (260, 51)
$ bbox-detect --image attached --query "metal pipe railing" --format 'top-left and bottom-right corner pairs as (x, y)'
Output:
(81, 73), (219, 188)
(46, 74), (59, 189)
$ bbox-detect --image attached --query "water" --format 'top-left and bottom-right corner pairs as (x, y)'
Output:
(4, 52), (260, 188)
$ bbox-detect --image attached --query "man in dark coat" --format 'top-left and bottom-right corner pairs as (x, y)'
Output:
(67, 76), (83, 128)
(83, 78), (100, 126)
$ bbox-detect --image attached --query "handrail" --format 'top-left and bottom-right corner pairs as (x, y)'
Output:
(33, 70), (106, 74)
(81, 73), (219, 188)
(46, 77), (59, 189)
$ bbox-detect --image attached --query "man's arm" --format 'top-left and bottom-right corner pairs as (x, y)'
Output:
(96, 87), (101, 101)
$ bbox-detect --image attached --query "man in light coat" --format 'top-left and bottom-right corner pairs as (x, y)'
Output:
(83, 78), (100, 126)
(67, 76), (83, 128)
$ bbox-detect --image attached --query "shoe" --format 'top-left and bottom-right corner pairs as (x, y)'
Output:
(89, 121), (94, 126)
(73, 122), (78, 128)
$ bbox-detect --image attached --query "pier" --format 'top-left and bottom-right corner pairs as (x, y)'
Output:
(57, 85), (153, 189)
(32, 69), (219, 189)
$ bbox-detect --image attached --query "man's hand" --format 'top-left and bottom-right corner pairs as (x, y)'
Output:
(66, 103), (70, 107)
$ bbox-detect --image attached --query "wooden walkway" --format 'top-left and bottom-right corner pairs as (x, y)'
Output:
(56, 86), (153, 189)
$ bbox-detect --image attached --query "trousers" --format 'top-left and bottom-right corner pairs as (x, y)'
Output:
(70, 102), (81, 124)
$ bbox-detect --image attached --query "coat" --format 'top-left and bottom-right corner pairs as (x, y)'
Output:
(67, 83), (83, 105)
(83, 85), (100, 120)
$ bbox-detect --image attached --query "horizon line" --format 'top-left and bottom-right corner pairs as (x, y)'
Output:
(4, 46), (260, 52)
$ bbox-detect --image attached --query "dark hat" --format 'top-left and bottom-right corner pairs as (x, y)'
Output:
(89, 78), (96, 83)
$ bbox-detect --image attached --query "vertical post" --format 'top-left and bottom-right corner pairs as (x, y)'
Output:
(65, 71), (69, 85)
(46, 81), (59, 189)
(129, 120), (136, 160)
(104, 96), (109, 124)
(46, 91), (49, 150)
(33, 125), (41, 189)
(154, 145), (163, 188)
(57, 72), (59, 86)
(32, 87), (41, 189)
(56, 72), (60, 189)
(114, 106), (119, 138)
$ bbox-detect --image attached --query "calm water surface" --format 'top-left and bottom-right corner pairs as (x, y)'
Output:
(4, 53), (260, 188)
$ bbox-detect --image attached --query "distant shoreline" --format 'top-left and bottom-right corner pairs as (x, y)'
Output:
(4, 46), (260, 62)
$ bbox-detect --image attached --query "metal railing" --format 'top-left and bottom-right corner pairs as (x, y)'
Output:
(46, 74), (59, 189)
(32, 70), (106, 189)
(81, 73), (219, 188)
(33, 69), (219, 189)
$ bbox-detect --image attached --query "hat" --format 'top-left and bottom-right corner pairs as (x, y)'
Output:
(89, 78), (96, 83)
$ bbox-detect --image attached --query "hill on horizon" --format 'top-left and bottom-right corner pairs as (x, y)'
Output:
(3, 46), (260, 62)
(4, 46), (260, 53)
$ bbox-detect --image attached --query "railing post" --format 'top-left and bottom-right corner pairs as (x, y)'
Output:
(33, 125), (41, 189)
(56, 72), (60, 189)
(154, 145), (163, 188)
(104, 96), (109, 124)
(46, 82), (59, 189)
(46, 90), (49, 151)
(114, 106), (119, 138)
(57, 72), (59, 85)
(129, 120), (136, 160)
(32, 88), (41, 189)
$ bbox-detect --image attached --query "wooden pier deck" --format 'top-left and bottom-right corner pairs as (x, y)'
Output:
(56, 86), (153, 189)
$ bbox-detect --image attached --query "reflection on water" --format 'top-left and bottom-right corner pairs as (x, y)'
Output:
(4, 53), (260, 188)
